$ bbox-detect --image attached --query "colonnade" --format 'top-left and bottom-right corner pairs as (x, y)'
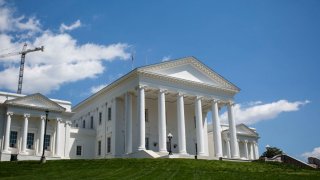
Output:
(124, 86), (241, 158)
(3, 112), (62, 157)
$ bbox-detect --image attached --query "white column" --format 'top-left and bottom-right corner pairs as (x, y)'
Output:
(137, 86), (146, 151)
(64, 122), (71, 158)
(55, 118), (62, 156)
(195, 96), (205, 156)
(3, 112), (13, 152)
(250, 142), (255, 160)
(38, 115), (46, 155)
(21, 114), (30, 153)
(226, 139), (231, 158)
(254, 141), (259, 159)
(177, 93), (187, 154)
(212, 100), (223, 158)
(158, 89), (167, 153)
(244, 140), (249, 160)
(125, 92), (133, 154)
(227, 103), (240, 158)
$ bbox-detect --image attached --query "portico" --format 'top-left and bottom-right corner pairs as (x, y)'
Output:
(71, 56), (260, 160)
(0, 93), (73, 161)
(120, 85), (241, 159)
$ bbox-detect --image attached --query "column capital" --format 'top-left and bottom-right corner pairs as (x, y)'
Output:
(244, 140), (248, 143)
(136, 85), (147, 90)
(226, 138), (230, 142)
(196, 96), (203, 100)
(211, 99), (220, 103)
(24, 113), (30, 118)
(7, 111), (13, 116)
(40, 115), (46, 120)
(159, 89), (167, 93)
(66, 121), (72, 125)
(57, 118), (62, 122)
(227, 101), (236, 106)
(177, 92), (185, 97)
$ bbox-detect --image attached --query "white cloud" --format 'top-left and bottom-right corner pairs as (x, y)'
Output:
(0, 3), (130, 94)
(161, 55), (171, 62)
(302, 147), (320, 159)
(59, 20), (81, 33)
(90, 83), (109, 94)
(220, 100), (310, 125)
(0, 3), (41, 33)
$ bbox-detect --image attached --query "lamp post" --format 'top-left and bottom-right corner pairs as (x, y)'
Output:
(40, 110), (49, 164)
(167, 133), (173, 155)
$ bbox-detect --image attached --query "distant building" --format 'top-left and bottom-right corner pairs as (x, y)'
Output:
(0, 57), (260, 161)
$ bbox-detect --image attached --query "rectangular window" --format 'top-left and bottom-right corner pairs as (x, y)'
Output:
(98, 141), (101, 156)
(90, 116), (94, 129)
(44, 135), (51, 150)
(108, 107), (111, 121)
(76, 146), (82, 156)
(145, 137), (149, 150)
(99, 112), (102, 125)
(83, 120), (86, 128)
(27, 133), (34, 149)
(9, 131), (17, 148)
(107, 137), (111, 153)
(145, 109), (149, 122)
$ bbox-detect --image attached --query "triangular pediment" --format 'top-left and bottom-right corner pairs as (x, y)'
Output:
(139, 57), (239, 92)
(236, 124), (258, 137)
(5, 93), (66, 112)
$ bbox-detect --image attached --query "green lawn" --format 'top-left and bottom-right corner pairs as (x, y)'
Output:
(0, 159), (319, 179)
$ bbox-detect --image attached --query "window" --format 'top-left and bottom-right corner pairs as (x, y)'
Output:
(76, 146), (82, 156)
(90, 116), (94, 129)
(145, 137), (149, 150)
(75, 124), (78, 128)
(9, 131), (17, 148)
(98, 141), (101, 156)
(145, 109), (149, 122)
(44, 135), (51, 150)
(108, 107), (111, 121)
(82, 120), (86, 128)
(99, 112), (102, 125)
(27, 133), (34, 149)
(107, 137), (111, 153)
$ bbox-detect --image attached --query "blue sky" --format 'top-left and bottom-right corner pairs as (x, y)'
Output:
(0, 0), (319, 160)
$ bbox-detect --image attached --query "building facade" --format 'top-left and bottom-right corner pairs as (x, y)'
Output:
(0, 57), (259, 161)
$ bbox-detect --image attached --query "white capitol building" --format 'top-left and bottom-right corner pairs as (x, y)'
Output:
(0, 57), (259, 161)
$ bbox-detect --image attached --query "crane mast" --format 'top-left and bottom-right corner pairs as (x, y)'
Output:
(0, 43), (44, 94)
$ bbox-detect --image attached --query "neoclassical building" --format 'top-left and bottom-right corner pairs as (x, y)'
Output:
(0, 57), (259, 161)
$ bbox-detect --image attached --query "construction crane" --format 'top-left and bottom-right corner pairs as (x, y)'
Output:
(0, 43), (44, 94)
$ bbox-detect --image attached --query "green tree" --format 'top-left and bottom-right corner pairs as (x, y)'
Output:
(261, 146), (283, 158)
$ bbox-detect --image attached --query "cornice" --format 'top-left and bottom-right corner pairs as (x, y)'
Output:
(139, 57), (240, 92)
(138, 70), (238, 95)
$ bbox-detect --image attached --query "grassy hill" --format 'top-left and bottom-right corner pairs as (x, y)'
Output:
(0, 159), (319, 179)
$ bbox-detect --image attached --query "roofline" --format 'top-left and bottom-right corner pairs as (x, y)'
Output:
(72, 68), (139, 111)
(5, 93), (66, 112)
(72, 56), (240, 111)
(0, 91), (71, 105)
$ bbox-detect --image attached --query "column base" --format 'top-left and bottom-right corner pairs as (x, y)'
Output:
(2, 150), (10, 154)
(215, 153), (223, 158)
(178, 151), (188, 155)
(137, 147), (146, 151)
(198, 152), (206, 156)
(159, 150), (168, 153)
(232, 155), (240, 159)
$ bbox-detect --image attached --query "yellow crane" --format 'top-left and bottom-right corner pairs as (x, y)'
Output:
(0, 43), (44, 94)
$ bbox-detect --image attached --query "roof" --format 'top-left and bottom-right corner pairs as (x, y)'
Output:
(5, 93), (66, 112)
(73, 56), (240, 111)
